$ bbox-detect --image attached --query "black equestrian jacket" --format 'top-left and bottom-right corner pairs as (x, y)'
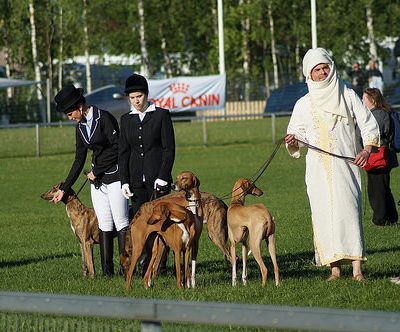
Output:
(60, 106), (120, 192)
(118, 107), (175, 189)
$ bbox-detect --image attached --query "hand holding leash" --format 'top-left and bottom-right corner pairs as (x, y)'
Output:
(284, 134), (298, 147)
(84, 169), (101, 189)
(85, 170), (96, 182)
(154, 178), (169, 198)
(154, 178), (168, 189)
(51, 189), (64, 204)
(121, 183), (133, 199)
(353, 148), (371, 167)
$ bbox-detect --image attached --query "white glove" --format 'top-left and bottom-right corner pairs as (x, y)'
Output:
(154, 178), (168, 189)
(121, 183), (133, 199)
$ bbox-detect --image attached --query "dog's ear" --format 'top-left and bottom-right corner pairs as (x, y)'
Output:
(193, 175), (200, 188)
(240, 178), (249, 190)
(55, 182), (64, 190)
(148, 204), (170, 225)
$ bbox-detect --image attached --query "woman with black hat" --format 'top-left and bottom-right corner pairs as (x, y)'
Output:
(51, 84), (129, 277)
(119, 73), (175, 215)
(119, 74), (175, 275)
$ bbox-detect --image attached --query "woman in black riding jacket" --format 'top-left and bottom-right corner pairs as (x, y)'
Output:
(51, 84), (129, 277)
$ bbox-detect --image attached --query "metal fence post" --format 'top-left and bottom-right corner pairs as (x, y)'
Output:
(271, 113), (276, 144)
(46, 78), (51, 124)
(35, 124), (40, 157)
(202, 114), (207, 146)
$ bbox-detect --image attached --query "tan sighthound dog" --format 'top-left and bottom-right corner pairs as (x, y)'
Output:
(172, 171), (231, 263)
(41, 183), (99, 279)
(227, 178), (279, 287)
(124, 201), (197, 289)
(120, 171), (229, 286)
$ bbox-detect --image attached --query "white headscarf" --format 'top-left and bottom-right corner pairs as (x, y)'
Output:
(303, 48), (351, 129)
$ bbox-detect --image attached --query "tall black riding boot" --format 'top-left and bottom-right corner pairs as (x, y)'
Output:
(99, 230), (114, 277)
(117, 227), (129, 276)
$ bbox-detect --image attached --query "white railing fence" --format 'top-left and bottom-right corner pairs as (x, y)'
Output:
(1, 291), (399, 332)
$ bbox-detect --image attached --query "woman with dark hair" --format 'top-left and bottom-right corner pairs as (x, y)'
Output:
(119, 74), (175, 275)
(362, 87), (398, 226)
(51, 84), (129, 277)
(119, 73), (175, 216)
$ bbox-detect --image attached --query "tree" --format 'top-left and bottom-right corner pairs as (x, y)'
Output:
(29, 0), (45, 121)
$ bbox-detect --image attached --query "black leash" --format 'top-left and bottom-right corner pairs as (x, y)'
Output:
(294, 137), (355, 162)
(199, 135), (356, 205)
(72, 178), (89, 198)
(198, 137), (286, 204)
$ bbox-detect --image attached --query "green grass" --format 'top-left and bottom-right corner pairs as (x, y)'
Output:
(1, 117), (400, 330)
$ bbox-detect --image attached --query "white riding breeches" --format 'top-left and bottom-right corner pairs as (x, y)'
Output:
(91, 181), (129, 232)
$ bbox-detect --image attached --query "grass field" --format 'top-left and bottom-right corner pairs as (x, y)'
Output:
(1, 117), (400, 331)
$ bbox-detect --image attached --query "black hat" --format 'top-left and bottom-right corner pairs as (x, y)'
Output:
(124, 73), (149, 95)
(54, 84), (84, 114)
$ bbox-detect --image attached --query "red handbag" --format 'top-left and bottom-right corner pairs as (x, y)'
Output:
(363, 146), (388, 171)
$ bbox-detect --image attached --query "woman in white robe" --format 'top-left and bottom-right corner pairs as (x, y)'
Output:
(285, 48), (380, 282)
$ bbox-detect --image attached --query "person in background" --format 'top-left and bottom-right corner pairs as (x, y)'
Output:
(347, 62), (366, 98)
(51, 84), (129, 277)
(367, 59), (384, 93)
(119, 73), (175, 274)
(285, 48), (380, 283)
(362, 88), (398, 226)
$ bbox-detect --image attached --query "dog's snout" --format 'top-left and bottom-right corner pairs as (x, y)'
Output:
(253, 188), (263, 196)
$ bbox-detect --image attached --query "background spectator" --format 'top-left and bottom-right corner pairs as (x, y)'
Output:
(347, 62), (366, 98)
(367, 60), (384, 93)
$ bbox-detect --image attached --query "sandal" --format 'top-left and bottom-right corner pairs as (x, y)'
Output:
(352, 274), (367, 283)
(390, 277), (400, 285)
(326, 275), (340, 281)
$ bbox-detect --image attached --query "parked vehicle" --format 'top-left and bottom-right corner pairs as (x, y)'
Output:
(84, 85), (129, 122)
(85, 84), (194, 122)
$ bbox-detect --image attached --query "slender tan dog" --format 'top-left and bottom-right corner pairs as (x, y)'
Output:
(40, 183), (99, 279)
(136, 171), (204, 287)
(121, 171), (229, 286)
(120, 228), (165, 279)
(124, 201), (197, 289)
(227, 178), (279, 287)
(172, 171), (231, 263)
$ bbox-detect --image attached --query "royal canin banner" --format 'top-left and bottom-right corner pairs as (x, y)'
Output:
(147, 74), (226, 112)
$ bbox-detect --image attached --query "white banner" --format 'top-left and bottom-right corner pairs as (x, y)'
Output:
(148, 74), (226, 112)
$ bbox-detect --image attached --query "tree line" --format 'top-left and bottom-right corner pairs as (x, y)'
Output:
(1, 0), (400, 104)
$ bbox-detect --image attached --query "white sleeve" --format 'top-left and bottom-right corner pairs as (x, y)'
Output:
(286, 97), (307, 158)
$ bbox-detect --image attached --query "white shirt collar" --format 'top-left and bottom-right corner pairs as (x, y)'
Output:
(129, 102), (156, 115)
(85, 106), (94, 122)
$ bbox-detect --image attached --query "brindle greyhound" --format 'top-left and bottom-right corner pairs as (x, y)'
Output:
(41, 183), (99, 279)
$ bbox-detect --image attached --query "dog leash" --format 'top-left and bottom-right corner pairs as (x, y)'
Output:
(197, 137), (286, 205)
(201, 135), (356, 205)
(72, 178), (89, 198)
(294, 137), (355, 162)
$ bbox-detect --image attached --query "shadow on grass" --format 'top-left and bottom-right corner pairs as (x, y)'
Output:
(367, 245), (400, 255)
(192, 250), (320, 280)
(194, 245), (400, 281)
(0, 252), (76, 268)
